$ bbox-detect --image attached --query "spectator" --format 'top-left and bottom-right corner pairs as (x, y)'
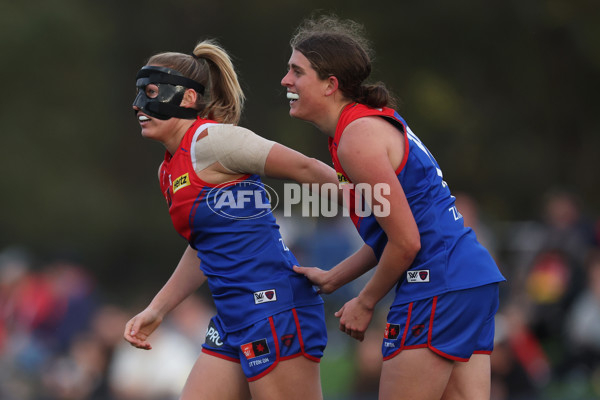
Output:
(563, 249), (600, 392)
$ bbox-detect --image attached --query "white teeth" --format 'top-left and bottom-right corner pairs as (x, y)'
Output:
(286, 92), (299, 100)
(138, 115), (150, 122)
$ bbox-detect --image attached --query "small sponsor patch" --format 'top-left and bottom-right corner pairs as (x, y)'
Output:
(385, 323), (400, 340)
(241, 339), (270, 359)
(204, 320), (224, 347)
(248, 357), (270, 367)
(411, 324), (425, 336)
(254, 289), (277, 304)
(281, 334), (295, 347)
(173, 173), (190, 193)
(337, 172), (350, 184)
(407, 269), (430, 283)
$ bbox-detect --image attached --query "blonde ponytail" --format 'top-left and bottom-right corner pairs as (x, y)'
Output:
(191, 40), (245, 124)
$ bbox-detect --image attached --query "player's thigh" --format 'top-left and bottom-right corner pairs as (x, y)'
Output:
(249, 356), (322, 400)
(441, 353), (490, 400)
(180, 351), (251, 400)
(379, 348), (454, 400)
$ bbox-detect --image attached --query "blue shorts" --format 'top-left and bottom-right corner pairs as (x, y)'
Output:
(202, 304), (327, 381)
(382, 283), (499, 361)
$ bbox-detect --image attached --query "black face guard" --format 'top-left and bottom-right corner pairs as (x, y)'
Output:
(133, 65), (205, 120)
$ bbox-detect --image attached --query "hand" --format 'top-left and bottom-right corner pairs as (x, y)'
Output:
(334, 297), (374, 342)
(293, 265), (336, 294)
(123, 308), (163, 350)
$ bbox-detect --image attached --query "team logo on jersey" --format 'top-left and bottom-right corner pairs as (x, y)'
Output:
(407, 270), (430, 283)
(384, 323), (400, 340)
(254, 289), (277, 304)
(173, 173), (190, 193)
(337, 172), (350, 184)
(241, 339), (270, 359)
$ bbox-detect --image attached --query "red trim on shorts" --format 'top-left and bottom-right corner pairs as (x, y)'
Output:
(402, 344), (429, 350)
(293, 308), (321, 363)
(383, 346), (473, 362)
(426, 296), (470, 362)
(280, 353), (304, 362)
(271, 316), (281, 359)
(473, 350), (492, 355)
(382, 296), (470, 362)
(427, 296), (437, 346)
(428, 346), (469, 362)
(399, 301), (413, 348)
(201, 348), (240, 363)
(383, 351), (400, 361)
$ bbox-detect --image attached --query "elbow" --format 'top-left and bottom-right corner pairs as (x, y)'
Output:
(385, 236), (421, 266)
(401, 235), (421, 264)
(297, 157), (324, 183)
(304, 157), (322, 173)
(408, 239), (421, 261)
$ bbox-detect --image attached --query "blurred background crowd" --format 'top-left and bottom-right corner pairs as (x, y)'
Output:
(1, 0), (598, 399)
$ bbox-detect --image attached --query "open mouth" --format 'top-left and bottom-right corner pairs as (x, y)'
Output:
(286, 92), (299, 102)
(138, 114), (151, 123)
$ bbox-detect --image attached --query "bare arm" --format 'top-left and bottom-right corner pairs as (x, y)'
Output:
(264, 143), (338, 187)
(193, 127), (341, 202)
(334, 117), (421, 341)
(124, 245), (207, 349)
(294, 243), (378, 294)
(146, 244), (206, 316)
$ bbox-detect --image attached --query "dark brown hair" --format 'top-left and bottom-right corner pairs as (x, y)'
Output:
(290, 15), (396, 109)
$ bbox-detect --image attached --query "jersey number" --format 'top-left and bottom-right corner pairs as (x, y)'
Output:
(406, 127), (447, 188)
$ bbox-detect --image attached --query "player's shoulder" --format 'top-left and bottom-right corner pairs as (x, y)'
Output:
(208, 123), (254, 138)
(343, 116), (397, 147)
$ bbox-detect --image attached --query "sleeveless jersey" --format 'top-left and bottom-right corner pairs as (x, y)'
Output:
(328, 104), (505, 305)
(160, 117), (322, 332)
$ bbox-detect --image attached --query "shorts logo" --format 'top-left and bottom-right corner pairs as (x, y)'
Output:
(384, 323), (400, 340)
(205, 320), (223, 347)
(411, 324), (425, 336)
(173, 173), (190, 193)
(254, 289), (277, 304)
(241, 339), (270, 359)
(281, 334), (295, 347)
(407, 270), (430, 283)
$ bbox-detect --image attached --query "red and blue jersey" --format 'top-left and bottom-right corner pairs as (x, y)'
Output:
(329, 104), (505, 305)
(160, 117), (322, 332)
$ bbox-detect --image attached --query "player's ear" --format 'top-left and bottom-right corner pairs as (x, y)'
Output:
(324, 75), (339, 96)
(181, 88), (198, 107)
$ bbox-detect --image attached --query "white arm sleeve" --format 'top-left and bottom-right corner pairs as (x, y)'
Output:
(194, 124), (275, 176)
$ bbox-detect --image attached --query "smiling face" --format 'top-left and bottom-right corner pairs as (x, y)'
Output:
(133, 102), (182, 145)
(281, 49), (332, 124)
(133, 83), (167, 140)
(133, 82), (197, 154)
